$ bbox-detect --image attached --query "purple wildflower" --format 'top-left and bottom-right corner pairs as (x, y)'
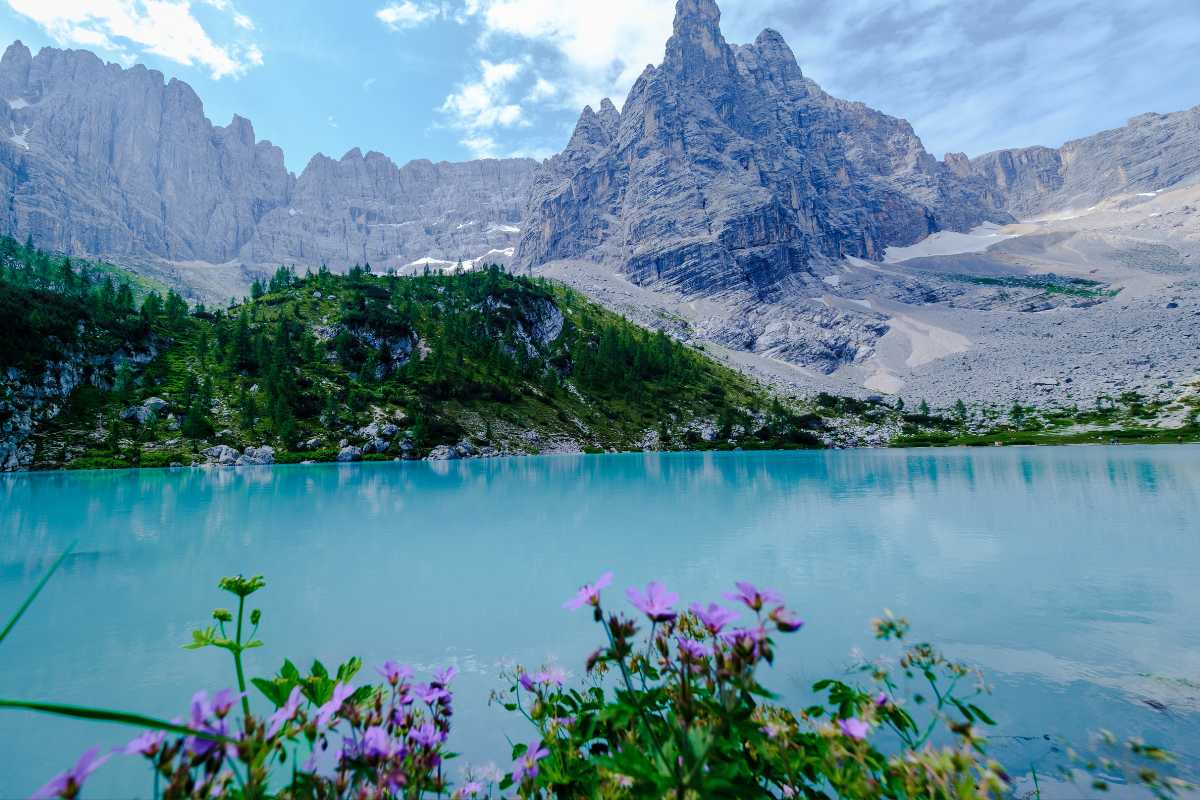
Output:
(377, 660), (414, 686)
(675, 636), (710, 661)
(626, 581), (679, 622)
(725, 581), (783, 612)
(762, 722), (786, 739)
(409, 721), (446, 748)
(769, 606), (805, 633)
(211, 688), (240, 718)
(267, 686), (304, 738)
(454, 781), (484, 799)
(838, 717), (870, 741)
(690, 602), (739, 634)
(362, 726), (393, 759)
(720, 625), (767, 653)
(519, 672), (536, 692)
(533, 666), (567, 686)
(513, 742), (550, 783)
(563, 571), (613, 610)
(875, 691), (890, 707)
(413, 683), (449, 705)
(433, 665), (459, 686)
(32, 747), (110, 800)
(121, 730), (166, 757)
(315, 682), (355, 728)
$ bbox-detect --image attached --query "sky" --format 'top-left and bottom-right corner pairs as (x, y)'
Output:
(0, 0), (1197, 174)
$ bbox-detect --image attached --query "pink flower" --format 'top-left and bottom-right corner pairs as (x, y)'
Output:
(626, 581), (679, 622)
(315, 682), (355, 728)
(769, 606), (804, 633)
(533, 666), (567, 686)
(725, 581), (783, 612)
(690, 602), (739, 634)
(563, 571), (613, 610)
(32, 748), (110, 800)
(838, 717), (870, 741)
(267, 686), (304, 738)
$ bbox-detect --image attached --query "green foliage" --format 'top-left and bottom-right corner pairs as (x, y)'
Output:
(11, 262), (836, 467)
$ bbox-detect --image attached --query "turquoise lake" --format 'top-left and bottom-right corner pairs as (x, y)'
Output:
(1, 446), (1198, 796)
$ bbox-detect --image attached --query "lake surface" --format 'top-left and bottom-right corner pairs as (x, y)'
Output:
(1, 447), (1199, 796)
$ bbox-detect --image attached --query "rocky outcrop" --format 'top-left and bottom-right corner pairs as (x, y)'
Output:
(959, 106), (1200, 218)
(516, 0), (1008, 295)
(1, 344), (157, 471)
(0, 41), (537, 275)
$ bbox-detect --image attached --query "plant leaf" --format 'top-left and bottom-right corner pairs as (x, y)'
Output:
(0, 541), (76, 647)
(0, 698), (235, 743)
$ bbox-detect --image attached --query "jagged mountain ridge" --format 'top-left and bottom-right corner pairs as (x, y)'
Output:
(0, 41), (537, 275)
(515, 0), (1009, 295)
(951, 106), (1200, 218)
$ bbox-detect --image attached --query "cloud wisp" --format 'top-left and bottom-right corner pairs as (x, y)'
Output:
(5, 0), (265, 79)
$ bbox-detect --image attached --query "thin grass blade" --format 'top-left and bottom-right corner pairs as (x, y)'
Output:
(0, 699), (235, 743)
(0, 541), (77, 647)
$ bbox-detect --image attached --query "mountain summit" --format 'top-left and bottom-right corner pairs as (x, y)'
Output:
(516, 0), (1006, 294)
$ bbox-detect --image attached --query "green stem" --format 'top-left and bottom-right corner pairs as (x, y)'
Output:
(233, 595), (251, 721)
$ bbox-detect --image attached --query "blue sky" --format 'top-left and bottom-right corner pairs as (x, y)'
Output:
(1, 0), (1198, 175)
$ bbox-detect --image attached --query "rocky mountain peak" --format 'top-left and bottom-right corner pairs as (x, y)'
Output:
(664, 0), (736, 81)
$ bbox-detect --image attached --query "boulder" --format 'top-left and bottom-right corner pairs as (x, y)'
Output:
(454, 440), (478, 458)
(379, 423), (399, 439)
(120, 405), (156, 425)
(337, 445), (363, 463)
(142, 397), (169, 413)
(242, 446), (276, 465)
(202, 444), (239, 466)
(363, 437), (390, 454)
(426, 445), (459, 461)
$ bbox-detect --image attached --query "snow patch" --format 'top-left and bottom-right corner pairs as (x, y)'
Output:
(822, 275), (841, 288)
(7, 124), (30, 150)
(5, 97), (28, 109)
(287, 208), (300, 217)
(486, 223), (520, 234)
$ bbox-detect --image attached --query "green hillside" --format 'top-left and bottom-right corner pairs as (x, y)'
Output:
(1, 242), (828, 470)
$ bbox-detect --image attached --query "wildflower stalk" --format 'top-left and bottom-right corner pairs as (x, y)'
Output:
(232, 592), (252, 721)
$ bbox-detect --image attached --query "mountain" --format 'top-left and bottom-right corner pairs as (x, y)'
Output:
(0, 41), (537, 287)
(516, 0), (1007, 295)
(950, 106), (1200, 218)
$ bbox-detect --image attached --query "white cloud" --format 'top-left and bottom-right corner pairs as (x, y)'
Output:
(525, 76), (556, 102)
(461, 134), (498, 158)
(468, 0), (674, 110)
(375, 0), (440, 30)
(5, 0), (263, 79)
(440, 59), (524, 130)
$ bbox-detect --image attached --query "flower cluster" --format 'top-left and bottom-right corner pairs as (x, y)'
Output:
(25, 572), (1191, 800)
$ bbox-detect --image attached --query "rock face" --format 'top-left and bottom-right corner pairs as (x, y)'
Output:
(956, 106), (1200, 218)
(0, 41), (537, 274)
(516, 0), (1008, 294)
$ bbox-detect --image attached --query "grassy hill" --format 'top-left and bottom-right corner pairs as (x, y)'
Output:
(1, 243), (832, 470)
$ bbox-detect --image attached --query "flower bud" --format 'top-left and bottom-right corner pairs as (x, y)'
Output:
(212, 608), (233, 623)
(250, 609), (262, 626)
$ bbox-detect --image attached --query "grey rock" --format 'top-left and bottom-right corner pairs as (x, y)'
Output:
(202, 444), (239, 466)
(336, 445), (362, 462)
(242, 445), (275, 465)
(120, 405), (156, 425)
(454, 440), (478, 458)
(962, 106), (1200, 218)
(378, 423), (399, 439)
(0, 41), (538, 288)
(142, 396), (169, 413)
(516, 0), (1008, 293)
(426, 445), (460, 461)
